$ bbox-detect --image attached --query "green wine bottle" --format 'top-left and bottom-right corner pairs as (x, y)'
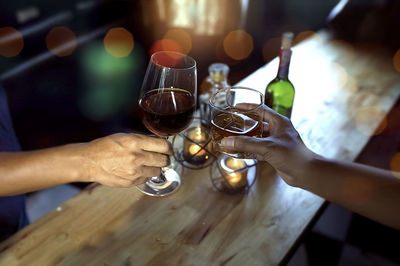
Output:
(265, 32), (295, 118)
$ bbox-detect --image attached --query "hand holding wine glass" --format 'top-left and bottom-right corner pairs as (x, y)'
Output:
(137, 51), (197, 197)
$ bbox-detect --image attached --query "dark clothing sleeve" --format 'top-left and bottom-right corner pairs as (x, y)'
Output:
(0, 85), (28, 242)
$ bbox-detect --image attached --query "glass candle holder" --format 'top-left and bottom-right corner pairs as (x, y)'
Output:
(210, 155), (257, 194)
(173, 125), (215, 169)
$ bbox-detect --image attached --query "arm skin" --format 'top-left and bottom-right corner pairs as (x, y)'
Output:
(287, 155), (400, 231)
(0, 133), (171, 196)
(220, 105), (400, 230)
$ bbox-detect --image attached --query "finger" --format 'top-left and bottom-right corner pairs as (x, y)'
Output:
(259, 105), (284, 124)
(262, 122), (270, 137)
(142, 151), (170, 167)
(221, 136), (268, 155)
(139, 136), (172, 154)
(241, 153), (265, 161)
(130, 176), (151, 186)
(235, 103), (281, 125)
(107, 176), (139, 188)
(140, 166), (162, 178)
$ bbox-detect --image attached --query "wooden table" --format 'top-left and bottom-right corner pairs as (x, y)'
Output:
(1, 30), (399, 265)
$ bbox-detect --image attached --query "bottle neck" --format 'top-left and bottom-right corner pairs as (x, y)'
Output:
(277, 48), (292, 78)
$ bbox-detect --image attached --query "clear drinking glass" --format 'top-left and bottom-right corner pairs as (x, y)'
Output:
(138, 51), (197, 197)
(209, 86), (264, 158)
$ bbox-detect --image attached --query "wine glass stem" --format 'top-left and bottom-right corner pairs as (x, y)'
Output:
(150, 135), (173, 184)
(151, 174), (166, 184)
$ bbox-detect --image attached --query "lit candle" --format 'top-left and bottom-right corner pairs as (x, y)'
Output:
(189, 143), (206, 156)
(221, 157), (248, 190)
(183, 126), (211, 166)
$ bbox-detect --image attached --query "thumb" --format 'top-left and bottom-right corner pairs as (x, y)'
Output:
(221, 136), (266, 156)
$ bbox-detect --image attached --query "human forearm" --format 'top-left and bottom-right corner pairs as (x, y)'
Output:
(221, 105), (400, 230)
(294, 156), (400, 230)
(0, 133), (172, 196)
(0, 144), (84, 196)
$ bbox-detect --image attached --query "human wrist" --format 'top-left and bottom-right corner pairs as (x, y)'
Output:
(276, 148), (320, 188)
(293, 153), (328, 190)
(58, 143), (91, 183)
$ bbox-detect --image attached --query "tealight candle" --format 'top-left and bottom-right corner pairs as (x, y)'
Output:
(183, 126), (211, 166)
(220, 157), (248, 190)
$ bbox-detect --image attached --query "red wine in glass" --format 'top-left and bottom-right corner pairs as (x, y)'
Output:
(140, 88), (196, 137)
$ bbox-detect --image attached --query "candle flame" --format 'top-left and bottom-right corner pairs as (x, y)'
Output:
(189, 144), (202, 155)
(228, 172), (241, 183)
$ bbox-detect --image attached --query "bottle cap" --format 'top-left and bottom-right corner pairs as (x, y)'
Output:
(209, 63), (229, 82)
(281, 32), (294, 49)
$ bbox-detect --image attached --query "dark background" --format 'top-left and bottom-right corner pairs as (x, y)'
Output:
(0, 0), (339, 150)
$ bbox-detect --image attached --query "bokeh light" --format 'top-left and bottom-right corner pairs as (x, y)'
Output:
(163, 28), (192, 54)
(390, 153), (400, 178)
(0, 27), (24, 57)
(80, 42), (140, 121)
(46, 26), (77, 57)
(215, 38), (240, 66)
(149, 39), (182, 55)
(104, 27), (134, 58)
(393, 48), (400, 73)
(293, 30), (317, 45)
(262, 37), (281, 63)
(341, 176), (374, 205)
(223, 30), (253, 60)
(354, 106), (387, 136)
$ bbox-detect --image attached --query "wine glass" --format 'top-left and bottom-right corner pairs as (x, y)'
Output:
(138, 51), (197, 197)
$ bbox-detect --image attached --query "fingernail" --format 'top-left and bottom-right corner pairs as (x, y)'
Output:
(221, 137), (234, 148)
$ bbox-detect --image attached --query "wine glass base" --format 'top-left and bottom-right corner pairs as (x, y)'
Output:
(136, 168), (181, 197)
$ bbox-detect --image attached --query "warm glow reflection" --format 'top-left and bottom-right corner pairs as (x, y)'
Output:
(227, 172), (241, 183)
(0, 27), (24, 57)
(46, 26), (77, 57)
(345, 75), (358, 94)
(354, 106), (387, 136)
(293, 30), (317, 45)
(141, 0), (248, 36)
(223, 30), (253, 60)
(149, 39), (182, 55)
(331, 62), (348, 90)
(337, 75), (359, 103)
(163, 28), (192, 54)
(348, 92), (380, 116)
(262, 37), (280, 63)
(225, 157), (246, 170)
(166, 0), (232, 35)
(104, 27), (134, 58)
(390, 153), (400, 178)
(393, 49), (400, 73)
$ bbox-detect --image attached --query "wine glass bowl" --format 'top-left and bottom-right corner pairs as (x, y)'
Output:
(209, 87), (264, 158)
(137, 51), (197, 197)
(139, 88), (196, 137)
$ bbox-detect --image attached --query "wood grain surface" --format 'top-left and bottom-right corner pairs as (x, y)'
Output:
(1, 30), (399, 265)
